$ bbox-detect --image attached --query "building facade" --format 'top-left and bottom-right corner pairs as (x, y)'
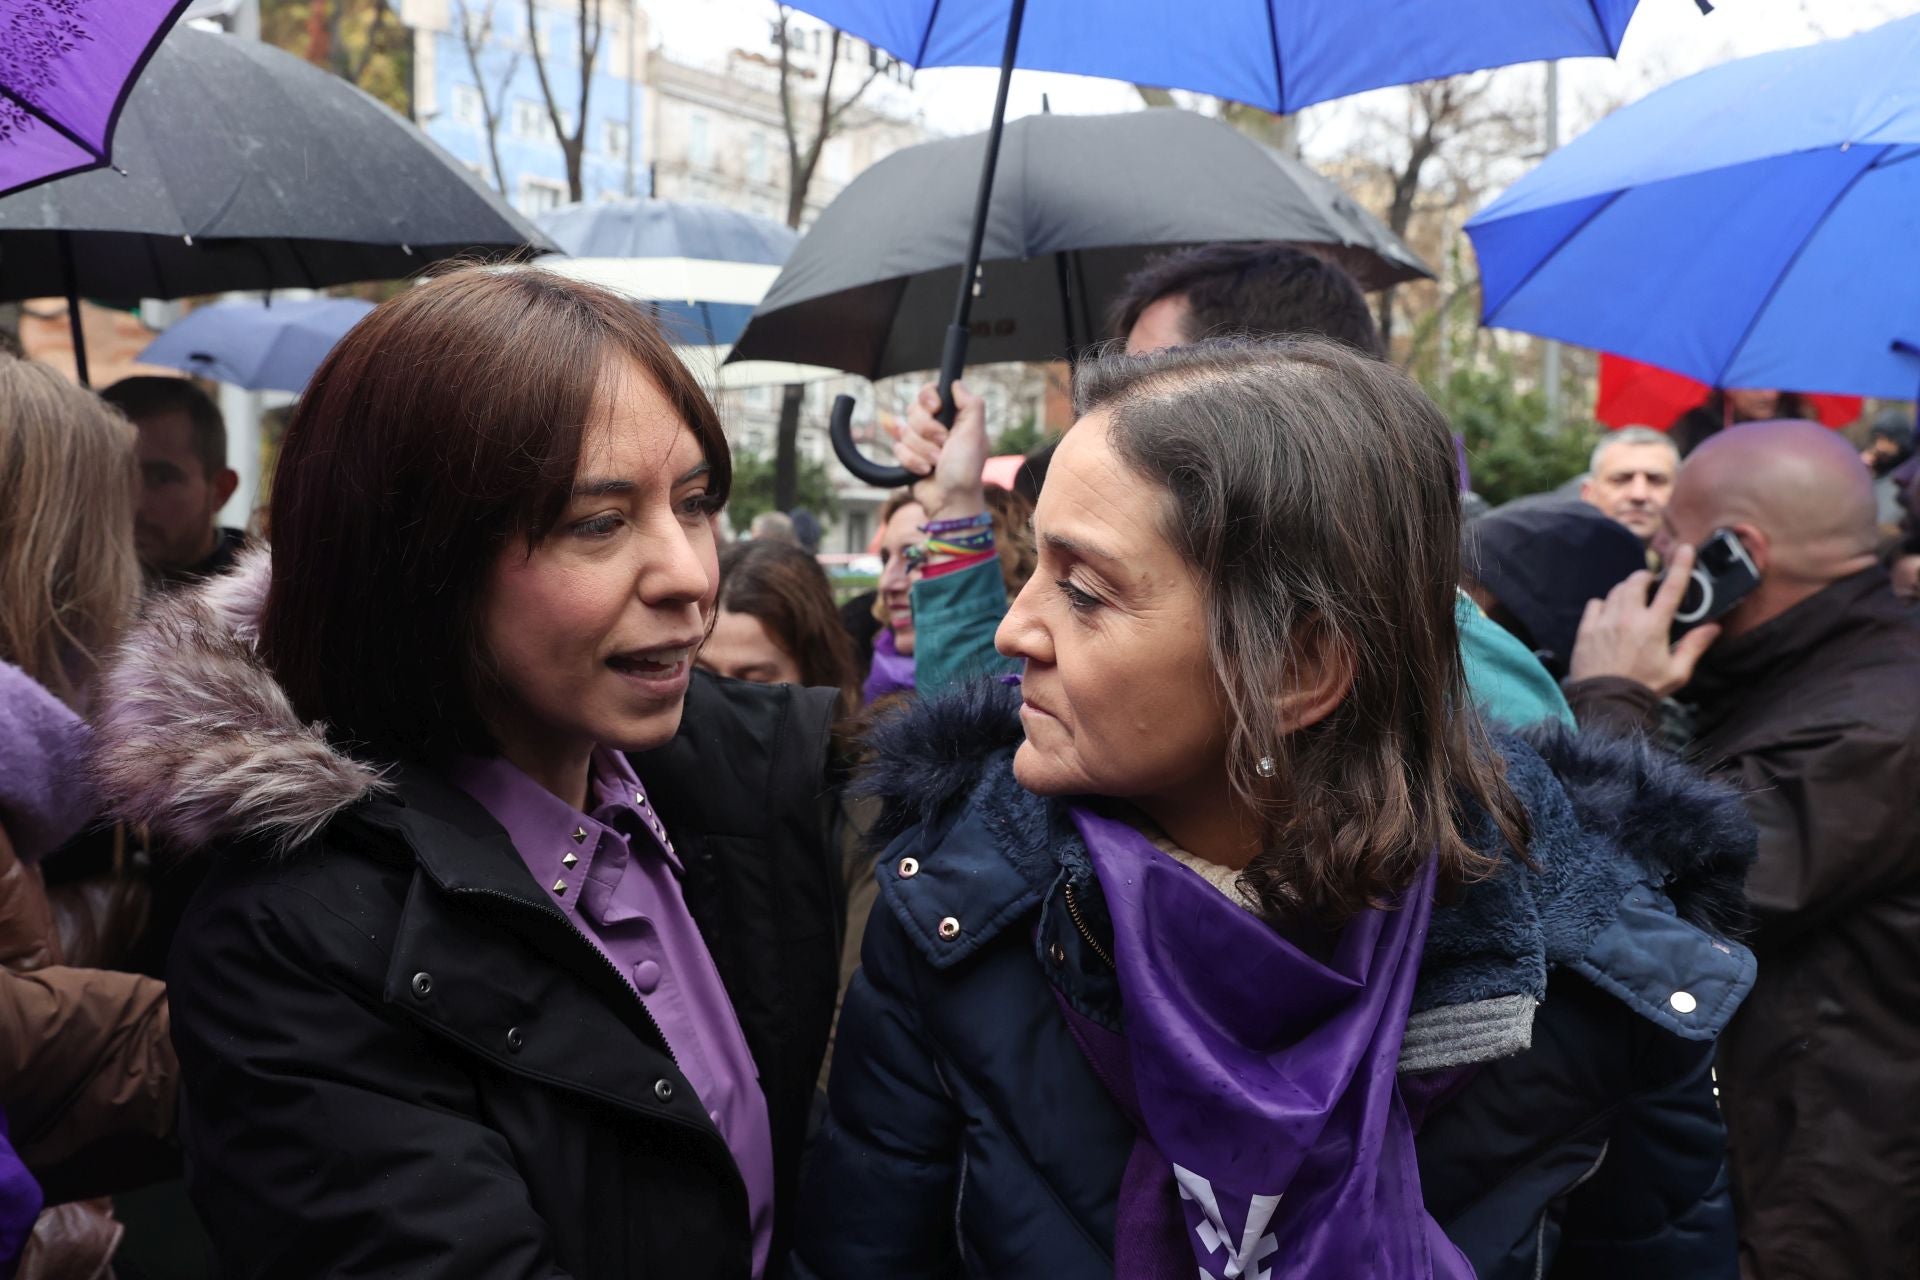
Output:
(404, 0), (647, 215)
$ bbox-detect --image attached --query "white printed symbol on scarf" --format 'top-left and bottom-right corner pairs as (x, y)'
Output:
(1173, 1165), (1282, 1280)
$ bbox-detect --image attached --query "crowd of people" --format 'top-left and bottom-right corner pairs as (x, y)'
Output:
(0, 238), (1915, 1280)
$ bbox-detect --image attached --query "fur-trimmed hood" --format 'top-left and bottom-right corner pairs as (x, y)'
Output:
(90, 548), (386, 856)
(858, 679), (1759, 1069)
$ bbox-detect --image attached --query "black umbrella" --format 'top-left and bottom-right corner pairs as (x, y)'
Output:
(725, 108), (1429, 485)
(0, 27), (552, 385)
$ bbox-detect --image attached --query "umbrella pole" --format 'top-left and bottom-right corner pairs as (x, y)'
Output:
(827, 0), (1026, 487)
(937, 0), (1027, 425)
(59, 231), (90, 389)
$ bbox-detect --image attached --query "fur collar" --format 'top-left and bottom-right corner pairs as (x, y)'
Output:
(90, 549), (387, 856)
(858, 680), (1756, 1059)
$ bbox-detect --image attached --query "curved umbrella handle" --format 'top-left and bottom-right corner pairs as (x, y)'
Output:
(829, 394), (915, 490)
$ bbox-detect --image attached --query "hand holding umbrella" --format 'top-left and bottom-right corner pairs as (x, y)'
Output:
(889, 379), (992, 521)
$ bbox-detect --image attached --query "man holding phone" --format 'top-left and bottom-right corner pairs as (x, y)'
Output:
(1565, 419), (1920, 1280)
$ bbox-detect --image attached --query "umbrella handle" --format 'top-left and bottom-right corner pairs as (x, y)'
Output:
(829, 321), (972, 490)
(829, 394), (914, 490)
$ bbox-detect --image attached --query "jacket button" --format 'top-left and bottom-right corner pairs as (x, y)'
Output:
(937, 916), (961, 940)
(1669, 990), (1698, 1014)
(411, 972), (433, 998)
(654, 1078), (675, 1103)
(897, 856), (920, 878)
(1049, 942), (1066, 966)
(505, 1026), (525, 1052)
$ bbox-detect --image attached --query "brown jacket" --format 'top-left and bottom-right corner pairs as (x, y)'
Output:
(0, 818), (177, 1275)
(1568, 568), (1920, 1279)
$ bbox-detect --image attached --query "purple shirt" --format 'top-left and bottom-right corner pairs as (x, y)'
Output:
(450, 748), (773, 1276)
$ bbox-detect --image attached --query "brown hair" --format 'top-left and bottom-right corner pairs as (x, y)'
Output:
(260, 266), (732, 760)
(1076, 337), (1526, 922)
(718, 539), (860, 720)
(0, 356), (140, 708)
(982, 484), (1036, 598)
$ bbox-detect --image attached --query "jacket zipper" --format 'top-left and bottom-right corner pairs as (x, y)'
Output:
(1061, 879), (1115, 971)
(454, 886), (678, 1068)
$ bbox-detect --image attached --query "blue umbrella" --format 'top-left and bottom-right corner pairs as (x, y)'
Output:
(782, 0), (1678, 485)
(1467, 14), (1920, 399)
(792, 0), (1646, 115)
(138, 297), (376, 393)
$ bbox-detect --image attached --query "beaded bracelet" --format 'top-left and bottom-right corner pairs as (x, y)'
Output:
(921, 511), (994, 535)
(924, 530), (996, 558)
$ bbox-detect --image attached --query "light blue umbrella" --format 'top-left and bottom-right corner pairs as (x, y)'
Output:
(1468, 14), (1920, 398)
(536, 199), (797, 347)
(138, 297), (375, 393)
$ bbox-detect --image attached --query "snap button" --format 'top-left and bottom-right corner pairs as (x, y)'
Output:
(633, 959), (662, 994)
(654, 1078), (675, 1103)
(937, 916), (961, 940)
(1049, 941), (1066, 966)
(411, 972), (433, 998)
(1669, 990), (1698, 1014)
(506, 1026), (525, 1052)
(898, 856), (920, 878)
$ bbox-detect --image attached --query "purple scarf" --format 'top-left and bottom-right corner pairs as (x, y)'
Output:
(861, 629), (916, 702)
(0, 1111), (41, 1278)
(1069, 806), (1471, 1280)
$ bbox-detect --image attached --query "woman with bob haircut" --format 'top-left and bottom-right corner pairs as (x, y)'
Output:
(796, 339), (1758, 1280)
(90, 267), (844, 1280)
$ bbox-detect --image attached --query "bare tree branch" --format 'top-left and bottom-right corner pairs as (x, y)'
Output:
(454, 0), (520, 196)
(343, 0), (396, 86)
(524, 0), (603, 201)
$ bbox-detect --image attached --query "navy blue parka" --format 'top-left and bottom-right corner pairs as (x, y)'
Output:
(795, 681), (1757, 1280)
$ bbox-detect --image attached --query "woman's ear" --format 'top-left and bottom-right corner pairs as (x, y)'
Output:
(1272, 620), (1355, 734)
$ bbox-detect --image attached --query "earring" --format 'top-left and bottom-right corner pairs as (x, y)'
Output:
(1255, 756), (1277, 779)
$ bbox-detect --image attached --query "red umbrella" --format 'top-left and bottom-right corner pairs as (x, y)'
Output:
(1596, 353), (1862, 431)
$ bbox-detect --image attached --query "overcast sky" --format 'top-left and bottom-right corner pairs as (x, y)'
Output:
(650, 0), (1916, 155)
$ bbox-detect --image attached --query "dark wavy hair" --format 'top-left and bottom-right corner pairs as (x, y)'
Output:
(718, 538), (860, 721)
(261, 266), (732, 760)
(1076, 337), (1526, 921)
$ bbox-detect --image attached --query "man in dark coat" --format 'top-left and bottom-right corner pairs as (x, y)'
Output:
(100, 377), (248, 586)
(1566, 418), (1920, 1279)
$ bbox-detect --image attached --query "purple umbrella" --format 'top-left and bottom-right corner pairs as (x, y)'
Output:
(0, 0), (192, 199)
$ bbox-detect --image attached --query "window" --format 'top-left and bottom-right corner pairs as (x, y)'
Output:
(519, 176), (568, 216)
(512, 99), (547, 141)
(824, 139), (850, 185)
(688, 113), (711, 168)
(747, 131), (768, 183)
(450, 83), (483, 127)
(604, 119), (630, 158)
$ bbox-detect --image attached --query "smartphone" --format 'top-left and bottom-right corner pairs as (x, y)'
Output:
(1660, 528), (1760, 634)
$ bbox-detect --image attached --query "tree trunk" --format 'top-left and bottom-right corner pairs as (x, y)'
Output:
(773, 384), (804, 511)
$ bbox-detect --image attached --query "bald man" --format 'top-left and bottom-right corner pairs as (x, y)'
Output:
(1565, 420), (1920, 1280)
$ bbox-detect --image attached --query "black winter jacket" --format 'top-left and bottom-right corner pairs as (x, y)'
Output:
(89, 560), (843, 1280)
(796, 682), (1758, 1280)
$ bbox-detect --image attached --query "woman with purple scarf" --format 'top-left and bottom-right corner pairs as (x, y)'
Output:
(796, 339), (1756, 1280)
